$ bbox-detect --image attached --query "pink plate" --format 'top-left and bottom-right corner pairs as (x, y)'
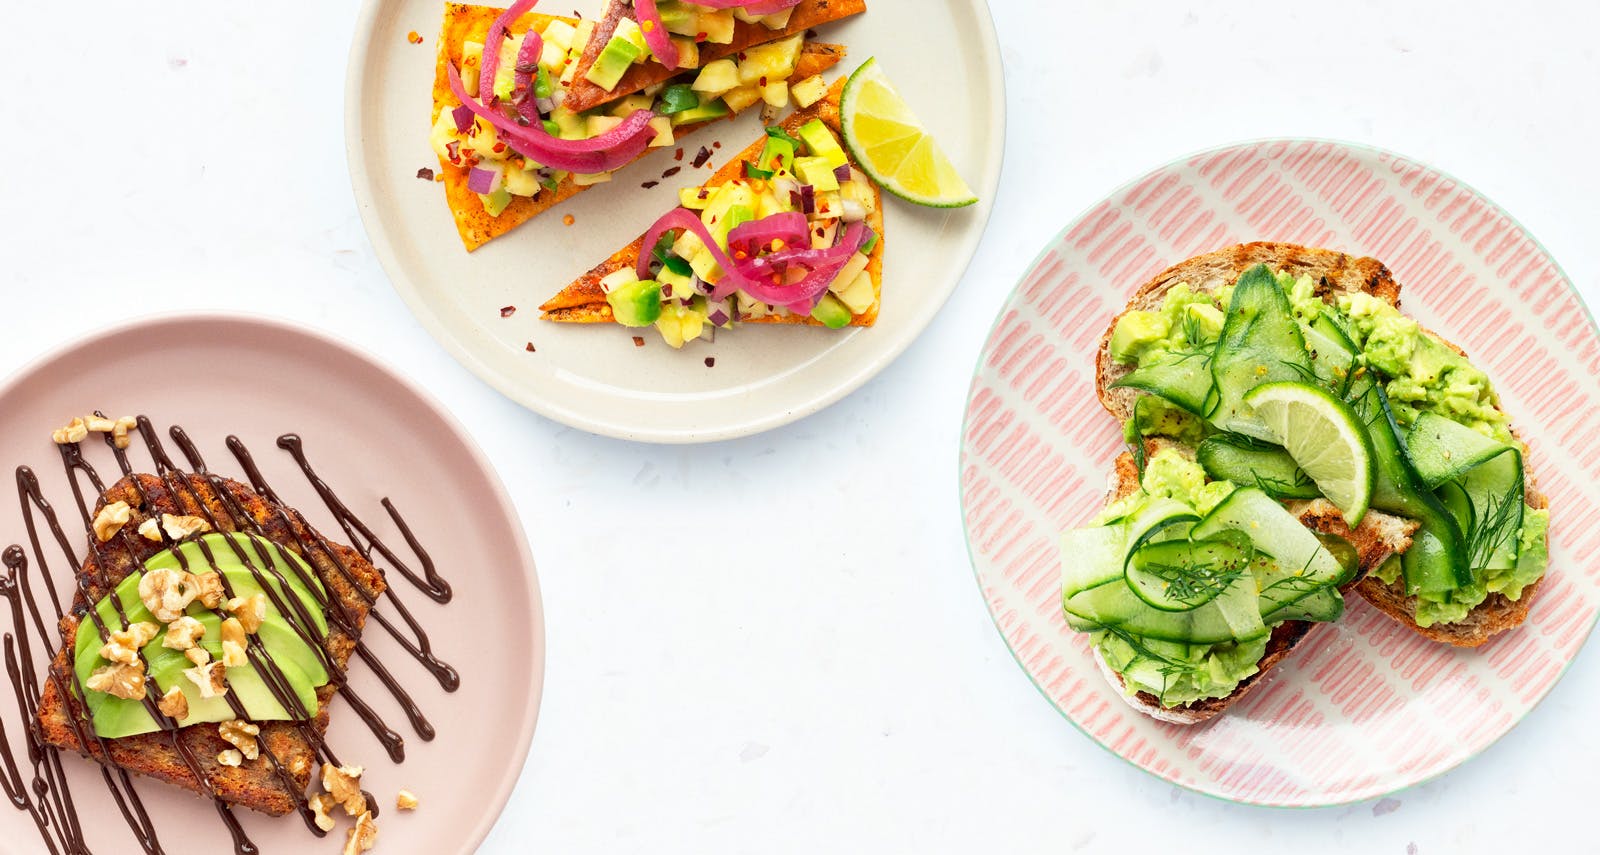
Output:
(960, 140), (1600, 807)
(0, 314), (543, 851)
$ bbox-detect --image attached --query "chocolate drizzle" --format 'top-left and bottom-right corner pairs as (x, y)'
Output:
(0, 418), (459, 854)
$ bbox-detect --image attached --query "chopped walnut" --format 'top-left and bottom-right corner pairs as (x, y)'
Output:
(99, 621), (159, 665)
(225, 594), (268, 634)
(216, 749), (243, 768)
(51, 417), (89, 445)
(219, 618), (249, 667)
(184, 646), (212, 666)
(396, 789), (419, 811)
(220, 616), (246, 647)
(190, 571), (225, 609)
(218, 719), (260, 760)
(137, 518), (162, 542)
(85, 661), (145, 700)
(161, 513), (211, 540)
(93, 501), (132, 542)
(321, 764), (368, 817)
(112, 416), (137, 450)
(163, 615), (206, 650)
(343, 811), (377, 855)
(183, 661), (227, 699)
(309, 792), (338, 832)
(85, 415), (117, 433)
(138, 567), (197, 622)
(158, 686), (188, 719)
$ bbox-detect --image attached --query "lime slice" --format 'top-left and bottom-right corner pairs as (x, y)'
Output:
(1243, 382), (1375, 527)
(840, 57), (977, 208)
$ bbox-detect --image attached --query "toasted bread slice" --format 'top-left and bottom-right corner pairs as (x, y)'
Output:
(539, 79), (885, 327)
(34, 472), (385, 816)
(1094, 243), (1547, 647)
(561, 0), (866, 113)
(431, 3), (847, 252)
(1089, 439), (1416, 724)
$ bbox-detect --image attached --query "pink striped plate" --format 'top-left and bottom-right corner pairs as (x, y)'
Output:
(959, 139), (1600, 807)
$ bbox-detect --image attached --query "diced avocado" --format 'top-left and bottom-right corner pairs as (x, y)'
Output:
(585, 36), (644, 90)
(648, 116), (675, 147)
(721, 85), (763, 114)
(656, 1), (699, 35)
(829, 252), (872, 296)
(834, 269), (876, 315)
(691, 58), (741, 99)
(760, 8), (795, 29)
(701, 183), (757, 247)
(669, 98), (731, 127)
(811, 294), (853, 329)
(613, 17), (648, 53)
(571, 171), (613, 186)
(539, 39), (569, 73)
(795, 156), (839, 191)
(656, 84), (700, 115)
(1109, 310), (1171, 363)
(696, 9), (736, 44)
(460, 117), (504, 160)
(797, 119), (849, 169)
(610, 94), (651, 123)
(655, 302), (709, 348)
(679, 186), (712, 209)
(461, 39), (486, 92)
(757, 134), (797, 175)
(491, 36), (520, 102)
(755, 187), (789, 219)
(1184, 302), (1226, 342)
(671, 36), (700, 68)
(542, 19), (578, 51)
(656, 263), (695, 298)
(736, 34), (803, 85)
(606, 278), (664, 327)
(789, 74), (828, 108)
(760, 79), (788, 109)
(504, 166), (542, 197)
(549, 105), (587, 139)
(588, 114), (625, 137)
(479, 187), (513, 216)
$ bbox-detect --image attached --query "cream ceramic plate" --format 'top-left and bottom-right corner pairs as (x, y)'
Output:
(961, 140), (1600, 806)
(345, 0), (1004, 443)
(0, 314), (543, 853)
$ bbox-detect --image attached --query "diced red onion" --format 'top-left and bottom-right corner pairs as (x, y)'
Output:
(633, 0), (681, 70)
(512, 27), (545, 122)
(452, 104), (475, 133)
(467, 164), (503, 194)
(840, 198), (867, 223)
(535, 96), (556, 113)
(832, 163), (851, 182)
(798, 184), (816, 214)
(707, 301), (731, 326)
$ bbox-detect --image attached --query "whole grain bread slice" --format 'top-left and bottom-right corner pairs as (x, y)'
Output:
(1093, 243), (1548, 648)
(1088, 438), (1416, 725)
(34, 472), (386, 816)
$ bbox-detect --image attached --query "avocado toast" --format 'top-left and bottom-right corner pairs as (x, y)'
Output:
(430, 1), (847, 251)
(540, 79), (885, 347)
(33, 470), (385, 816)
(1063, 243), (1551, 722)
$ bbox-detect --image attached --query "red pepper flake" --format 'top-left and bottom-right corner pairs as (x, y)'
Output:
(525, 342), (536, 352)
(674, 147), (685, 161)
(500, 306), (517, 317)
(661, 166), (681, 179)
(712, 141), (722, 150)
(691, 146), (712, 168)
(632, 336), (646, 347)
(563, 214), (576, 226)
(758, 76), (768, 87)
(737, 51), (748, 61)
(407, 31), (423, 44)
(416, 167), (435, 180)
(695, 31), (708, 41)
(642, 180), (659, 189)
(492, 141), (507, 153)
(704, 357), (715, 368)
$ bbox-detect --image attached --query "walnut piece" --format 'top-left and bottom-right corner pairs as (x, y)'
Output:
(93, 501), (132, 542)
(138, 568), (197, 622)
(85, 662), (146, 700)
(218, 719), (260, 760)
(190, 571), (225, 609)
(343, 812), (377, 855)
(321, 764), (368, 817)
(183, 661), (228, 699)
(99, 621), (159, 665)
(226, 594), (268, 634)
(161, 513), (211, 540)
(158, 686), (189, 719)
(85, 415), (117, 433)
(216, 749), (243, 768)
(395, 789), (419, 811)
(137, 518), (162, 542)
(184, 646), (212, 666)
(220, 617), (249, 667)
(309, 792), (338, 832)
(51, 417), (88, 445)
(112, 416), (137, 450)
(163, 615), (206, 651)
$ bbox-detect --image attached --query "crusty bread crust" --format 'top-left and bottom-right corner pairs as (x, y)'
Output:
(1093, 243), (1548, 648)
(34, 473), (386, 816)
(1090, 439), (1414, 724)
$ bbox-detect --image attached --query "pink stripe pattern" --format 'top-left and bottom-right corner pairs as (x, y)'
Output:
(959, 140), (1600, 807)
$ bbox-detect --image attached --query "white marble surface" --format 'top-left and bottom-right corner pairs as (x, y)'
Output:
(4, 1), (1598, 852)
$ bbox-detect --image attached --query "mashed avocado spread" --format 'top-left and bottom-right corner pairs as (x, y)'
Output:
(1108, 269), (1548, 628)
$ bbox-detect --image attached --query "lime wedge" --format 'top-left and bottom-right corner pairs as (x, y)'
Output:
(839, 57), (977, 208)
(1243, 382), (1375, 527)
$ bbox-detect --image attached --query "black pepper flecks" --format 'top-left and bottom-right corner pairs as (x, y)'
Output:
(692, 146), (712, 168)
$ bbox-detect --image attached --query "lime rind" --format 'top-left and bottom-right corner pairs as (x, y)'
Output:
(840, 57), (978, 209)
(1243, 381), (1375, 527)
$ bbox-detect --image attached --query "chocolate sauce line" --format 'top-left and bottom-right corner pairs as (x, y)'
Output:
(0, 418), (458, 854)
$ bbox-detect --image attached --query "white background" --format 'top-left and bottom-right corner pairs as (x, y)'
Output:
(3, 1), (1598, 853)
